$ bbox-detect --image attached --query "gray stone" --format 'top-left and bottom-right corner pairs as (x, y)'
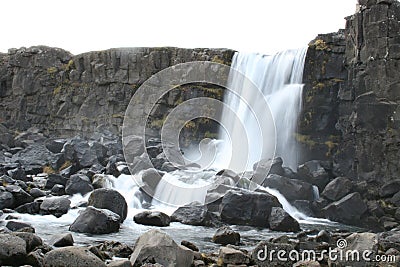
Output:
(262, 174), (315, 201)
(40, 196), (71, 217)
(322, 177), (353, 201)
(49, 233), (74, 247)
(269, 207), (300, 232)
(43, 246), (106, 267)
(218, 246), (250, 266)
(212, 226), (240, 245)
(0, 233), (27, 266)
(65, 174), (94, 195)
(130, 229), (193, 267)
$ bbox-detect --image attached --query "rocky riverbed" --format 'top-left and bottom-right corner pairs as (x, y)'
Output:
(0, 128), (400, 266)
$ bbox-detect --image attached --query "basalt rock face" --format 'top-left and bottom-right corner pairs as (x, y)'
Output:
(300, 0), (400, 190)
(0, 46), (234, 137)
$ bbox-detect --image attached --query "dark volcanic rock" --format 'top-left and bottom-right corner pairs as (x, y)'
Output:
(65, 174), (93, 195)
(321, 176), (353, 201)
(380, 179), (400, 198)
(5, 221), (35, 232)
(0, 187), (14, 209)
(69, 206), (120, 234)
(322, 192), (368, 225)
(262, 174), (315, 201)
(219, 189), (281, 227)
(45, 174), (67, 189)
(12, 232), (43, 252)
(268, 207), (300, 232)
(15, 201), (41, 214)
(297, 160), (331, 191)
(88, 188), (128, 222)
(212, 226), (240, 245)
(134, 211), (171, 227)
(5, 184), (33, 208)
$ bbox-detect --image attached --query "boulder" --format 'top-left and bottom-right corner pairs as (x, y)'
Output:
(92, 174), (112, 189)
(0, 233), (27, 266)
(268, 207), (300, 232)
(15, 201), (41, 214)
(49, 233), (74, 247)
(140, 168), (163, 196)
(108, 260), (132, 267)
(65, 174), (94, 195)
(321, 177), (353, 201)
(12, 232), (43, 252)
(6, 221), (35, 233)
(7, 167), (30, 182)
(88, 188), (128, 222)
(51, 184), (66, 196)
(322, 192), (367, 225)
(130, 229), (193, 267)
(0, 188), (14, 209)
(181, 240), (199, 252)
(5, 184), (33, 207)
(134, 211), (171, 227)
(40, 196), (71, 217)
(253, 157), (285, 183)
(43, 246), (106, 267)
(219, 189), (281, 227)
(262, 174), (315, 201)
(212, 226), (240, 245)
(218, 246), (250, 266)
(45, 138), (67, 153)
(380, 179), (400, 198)
(379, 231), (400, 252)
(297, 160), (330, 191)
(338, 233), (378, 267)
(45, 174), (67, 189)
(29, 188), (46, 198)
(171, 202), (220, 227)
(69, 206), (120, 234)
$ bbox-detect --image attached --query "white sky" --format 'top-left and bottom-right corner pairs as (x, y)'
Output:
(1, 0), (358, 55)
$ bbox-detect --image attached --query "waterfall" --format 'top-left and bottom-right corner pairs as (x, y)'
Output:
(217, 48), (307, 172)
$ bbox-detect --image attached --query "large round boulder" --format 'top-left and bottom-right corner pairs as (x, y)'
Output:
(88, 188), (128, 222)
(44, 246), (106, 267)
(69, 206), (120, 234)
(130, 229), (193, 267)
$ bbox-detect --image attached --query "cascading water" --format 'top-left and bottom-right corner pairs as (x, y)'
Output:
(217, 48), (307, 172)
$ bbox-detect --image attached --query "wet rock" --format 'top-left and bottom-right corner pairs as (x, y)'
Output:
(49, 233), (74, 247)
(379, 231), (400, 251)
(134, 211), (171, 227)
(181, 240), (199, 252)
(140, 168), (163, 196)
(380, 179), (400, 198)
(130, 229), (193, 267)
(219, 189), (281, 227)
(40, 196), (71, 217)
(218, 246), (250, 266)
(0, 233), (27, 266)
(86, 164), (106, 179)
(253, 157), (285, 181)
(43, 246), (106, 267)
(263, 174), (315, 201)
(13, 232), (43, 252)
(322, 192), (367, 225)
(69, 206), (120, 234)
(105, 155), (122, 177)
(292, 200), (315, 217)
(26, 249), (45, 267)
(45, 174), (67, 189)
(95, 240), (133, 258)
(171, 202), (221, 227)
(11, 143), (54, 170)
(88, 188), (128, 222)
(212, 226), (240, 245)
(65, 174), (94, 195)
(6, 221), (35, 232)
(51, 184), (65, 196)
(269, 207), (300, 232)
(321, 177), (353, 201)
